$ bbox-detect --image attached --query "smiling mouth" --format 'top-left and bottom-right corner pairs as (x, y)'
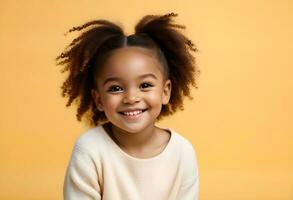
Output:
(119, 109), (148, 116)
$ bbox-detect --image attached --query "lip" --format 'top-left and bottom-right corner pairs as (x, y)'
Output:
(119, 108), (148, 113)
(118, 108), (148, 121)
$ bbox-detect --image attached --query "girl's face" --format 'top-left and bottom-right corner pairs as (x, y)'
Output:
(91, 47), (171, 133)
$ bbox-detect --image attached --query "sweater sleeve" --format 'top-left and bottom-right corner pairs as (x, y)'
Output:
(63, 143), (102, 200)
(176, 174), (199, 200)
(176, 143), (199, 200)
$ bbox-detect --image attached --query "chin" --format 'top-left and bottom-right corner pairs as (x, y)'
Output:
(112, 121), (152, 134)
(120, 124), (148, 133)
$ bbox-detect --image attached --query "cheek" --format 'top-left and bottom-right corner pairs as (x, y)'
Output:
(146, 91), (163, 107)
(101, 95), (121, 110)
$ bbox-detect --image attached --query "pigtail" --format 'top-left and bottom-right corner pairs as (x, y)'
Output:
(56, 20), (124, 125)
(135, 13), (200, 113)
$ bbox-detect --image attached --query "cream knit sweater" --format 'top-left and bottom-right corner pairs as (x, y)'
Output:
(63, 125), (199, 200)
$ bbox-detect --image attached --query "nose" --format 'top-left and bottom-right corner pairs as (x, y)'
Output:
(122, 89), (141, 104)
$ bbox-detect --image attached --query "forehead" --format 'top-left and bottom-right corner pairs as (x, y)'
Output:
(97, 47), (165, 79)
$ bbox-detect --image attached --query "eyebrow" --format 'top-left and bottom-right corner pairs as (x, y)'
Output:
(103, 73), (158, 86)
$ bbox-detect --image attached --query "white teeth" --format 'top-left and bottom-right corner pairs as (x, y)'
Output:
(123, 110), (142, 116)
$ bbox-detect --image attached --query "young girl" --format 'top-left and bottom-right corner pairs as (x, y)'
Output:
(56, 12), (200, 200)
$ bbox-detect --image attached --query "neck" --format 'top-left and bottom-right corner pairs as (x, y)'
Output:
(105, 122), (158, 151)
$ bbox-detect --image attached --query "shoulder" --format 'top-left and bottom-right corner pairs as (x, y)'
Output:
(72, 125), (106, 156)
(67, 125), (108, 173)
(169, 128), (199, 183)
(168, 128), (199, 169)
(170, 128), (198, 156)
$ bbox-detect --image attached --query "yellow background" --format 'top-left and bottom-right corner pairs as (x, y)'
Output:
(0, 0), (292, 199)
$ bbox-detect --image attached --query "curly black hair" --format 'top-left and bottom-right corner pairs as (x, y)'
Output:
(56, 12), (200, 126)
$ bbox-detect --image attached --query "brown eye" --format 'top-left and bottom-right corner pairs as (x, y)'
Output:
(107, 85), (123, 92)
(140, 82), (154, 89)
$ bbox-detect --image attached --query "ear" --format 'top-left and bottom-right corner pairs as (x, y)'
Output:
(91, 89), (104, 111)
(162, 79), (172, 105)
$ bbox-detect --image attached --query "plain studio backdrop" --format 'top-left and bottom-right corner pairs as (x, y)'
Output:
(0, 0), (292, 199)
